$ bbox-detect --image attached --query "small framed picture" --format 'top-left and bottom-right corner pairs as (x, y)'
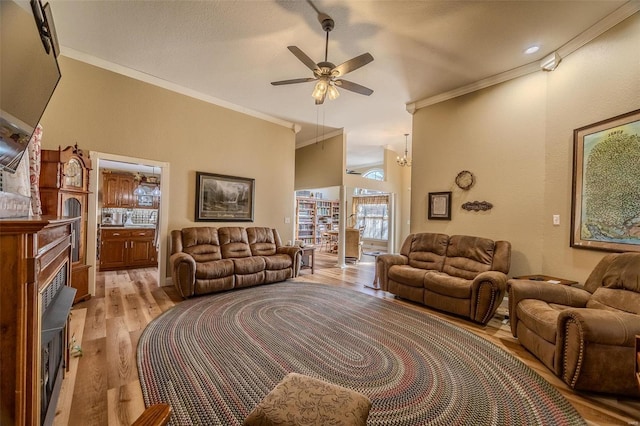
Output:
(428, 191), (452, 220)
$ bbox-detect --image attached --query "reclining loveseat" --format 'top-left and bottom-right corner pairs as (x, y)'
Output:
(170, 226), (301, 298)
(377, 233), (511, 324)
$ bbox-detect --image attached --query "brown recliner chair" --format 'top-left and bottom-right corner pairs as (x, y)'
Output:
(508, 252), (640, 396)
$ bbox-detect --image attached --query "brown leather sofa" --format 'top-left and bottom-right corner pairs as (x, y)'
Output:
(377, 233), (511, 324)
(170, 226), (301, 298)
(509, 252), (640, 396)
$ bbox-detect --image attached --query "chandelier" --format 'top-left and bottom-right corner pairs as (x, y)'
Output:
(396, 133), (411, 167)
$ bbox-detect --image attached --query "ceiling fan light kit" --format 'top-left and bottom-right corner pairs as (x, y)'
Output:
(271, 8), (373, 105)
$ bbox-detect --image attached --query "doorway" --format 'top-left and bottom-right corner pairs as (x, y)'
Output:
(86, 152), (170, 297)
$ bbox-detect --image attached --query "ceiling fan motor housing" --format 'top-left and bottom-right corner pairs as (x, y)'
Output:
(318, 13), (334, 32)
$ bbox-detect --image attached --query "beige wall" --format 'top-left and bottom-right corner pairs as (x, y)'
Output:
(39, 57), (297, 252)
(295, 139), (410, 252)
(295, 133), (345, 190)
(411, 13), (640, 282)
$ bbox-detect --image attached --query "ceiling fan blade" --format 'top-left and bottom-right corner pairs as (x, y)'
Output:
(335, 79), (373, 96)
(271, 77), (316, 86)
(332, 52), (374, 77)
(288, 46), (320, 72)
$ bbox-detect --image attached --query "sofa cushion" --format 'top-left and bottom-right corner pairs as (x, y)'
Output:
(182, 227), (219, 247)
(263, 254), (292, 271)
(586, 287), (640, 314)
(195, 259), (234, 279)
(442, 235), (494, 280)
(407, 233), (448, 270)
(219, 227), (252, 258)
(247, 227), (278, 256)
(601, 253), (640, 293)
(181, 227), (222, 262)
(424, 271), (471, 299)
(389, 265), (427, 288)
(516, 299), (571, 344)
(233, 257), (266, 275)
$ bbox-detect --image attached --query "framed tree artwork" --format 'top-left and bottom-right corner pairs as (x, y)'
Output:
(571, 109), (640, 252)
(195, 172), (255, 222)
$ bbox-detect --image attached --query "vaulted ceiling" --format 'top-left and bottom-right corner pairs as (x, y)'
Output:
(46, 0), (631, 167)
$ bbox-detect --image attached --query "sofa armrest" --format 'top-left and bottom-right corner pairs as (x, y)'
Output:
(559, 309), (640, 347)
(470, 271), (508, 324)
(508, 279), (591, 337)
(376, 254), (408, 291)
(170, 252), (196, 298)
(557, 309), (640, 395)
(277, 246), (302, 277)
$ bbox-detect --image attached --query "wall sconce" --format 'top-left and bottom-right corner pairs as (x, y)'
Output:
(540, 52), (561, 71)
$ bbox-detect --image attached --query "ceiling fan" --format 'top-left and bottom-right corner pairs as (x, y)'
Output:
(271, 11), (374, 105)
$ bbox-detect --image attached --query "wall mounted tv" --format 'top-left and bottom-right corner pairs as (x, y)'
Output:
(0, 0), (61, 173)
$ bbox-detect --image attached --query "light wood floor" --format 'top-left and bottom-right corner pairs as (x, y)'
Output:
(54, 252), (640, 425)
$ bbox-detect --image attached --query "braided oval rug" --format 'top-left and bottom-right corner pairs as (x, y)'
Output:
(137, 282), (585, 425)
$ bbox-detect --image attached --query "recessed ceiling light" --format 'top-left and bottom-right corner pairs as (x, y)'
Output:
(524, 45), (540, 54)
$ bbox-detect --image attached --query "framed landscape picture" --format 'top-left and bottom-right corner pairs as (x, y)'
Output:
(571, 109), (640, 252)
(428, 191), (452, 220)
(195, 172), (254, 222)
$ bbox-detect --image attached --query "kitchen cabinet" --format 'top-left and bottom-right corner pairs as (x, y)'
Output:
(99, 228), (157, 270)
(134, 183), (160, 209)
(103, 172), (136, 208)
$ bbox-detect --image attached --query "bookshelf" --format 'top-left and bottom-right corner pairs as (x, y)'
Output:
(295, 198), (316, 245)
(295, 197), (340, 245)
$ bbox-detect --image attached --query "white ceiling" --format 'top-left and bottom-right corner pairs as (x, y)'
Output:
(45, 0), (631, 168)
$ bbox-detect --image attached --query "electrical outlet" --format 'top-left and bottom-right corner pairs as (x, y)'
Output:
(553, 214), (560, 226)
(284, 217), (291, 224)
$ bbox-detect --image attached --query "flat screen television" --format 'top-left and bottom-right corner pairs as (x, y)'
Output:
(0, 0), (61, 173)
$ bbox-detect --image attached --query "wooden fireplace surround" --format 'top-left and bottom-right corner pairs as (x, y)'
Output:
(0, 216), (75, 425)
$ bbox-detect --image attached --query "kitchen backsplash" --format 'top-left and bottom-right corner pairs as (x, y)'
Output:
(102, 207), (157, 225)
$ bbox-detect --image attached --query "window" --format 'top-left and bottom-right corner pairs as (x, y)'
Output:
(352, 194), (390, 240)
(362, 169), (384, 181)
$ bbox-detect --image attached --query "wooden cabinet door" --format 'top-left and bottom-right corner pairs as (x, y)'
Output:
(103, 174), (120, 207)
(128, 239), (155, 266)
(100, 238), (127, 270)
(118, 176), (136, 208)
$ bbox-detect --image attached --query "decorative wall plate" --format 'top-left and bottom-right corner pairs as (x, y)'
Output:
(455, 170), (475, 190)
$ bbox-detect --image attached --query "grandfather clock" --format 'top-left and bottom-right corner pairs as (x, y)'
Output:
(40, 145), (92, 303)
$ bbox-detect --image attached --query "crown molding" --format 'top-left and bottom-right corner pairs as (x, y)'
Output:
(59, 47), (299, 132)
(407, 3), (640, 113)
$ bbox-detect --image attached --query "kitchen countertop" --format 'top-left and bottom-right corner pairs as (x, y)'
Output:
(101, 224), (156, 229)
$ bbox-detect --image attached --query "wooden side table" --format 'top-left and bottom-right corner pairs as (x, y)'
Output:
(300, 246), (315, 274)
(513, 274), (578, 286)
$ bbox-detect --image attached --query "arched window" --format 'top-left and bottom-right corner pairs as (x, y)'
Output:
(362, 169), (384, 181)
